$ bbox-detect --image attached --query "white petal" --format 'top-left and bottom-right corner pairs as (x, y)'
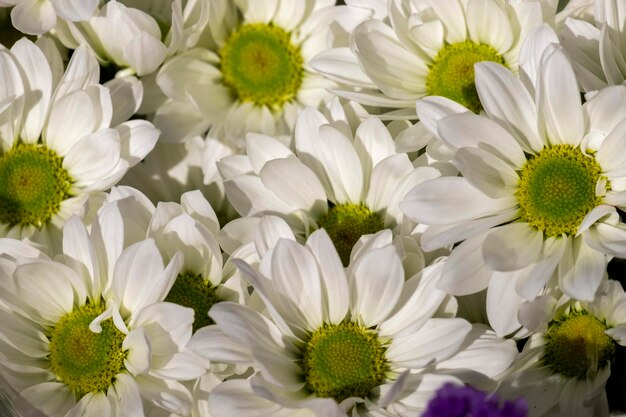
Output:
(435, 324), (517, 378)
(486, 271), (524, 337)
(270, 239), (324, 330)
(559, 238), (606, 301)
(483, 223), (543, 271)
(305, 229), (350, 324)
(209, 302), (302, 391)
(123, 32), (168, 76)
(21, 382), (74, 417)
(387, 318), (471, 368)
(123, 328), (151, 375)
(595, 119), (626, 175)
(50, 0), (98, 21)
(63, 128), (122, 189)
(401, 177), (517, 225)
(437, 112), (527, 167)
(454, 147), (518, 198)
(115, 120), (159, 168)
(379, 261), (447, 338)
(15, 260), (84, 324)
(467, 0), (513, 52)
(438, 234), (493, 295)
(11, 38), (52, 144)
(245, 133), (294, 175)
(10, 0), (56, 35)
(474, 61), (542, 153)
(45, 89), (99, 156)
(350, 245), (403, 327)
(260, 158), (328, 218)
(536, 44), (585, 146)
(51, 45), (99, 104)
(104, 76), (143, 126)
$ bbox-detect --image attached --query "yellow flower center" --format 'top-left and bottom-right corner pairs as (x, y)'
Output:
(300, 321), (389, 402)
(543, 311), (615, 379)
(48, 302), (127, 399)
(516, 145), (605, 237)
(0, 144), (72, 227)
(317, 203), (385, 266)
(426, 41), (505, 113)
(164, 273), (222, 333)
(220, 23), (304, 108)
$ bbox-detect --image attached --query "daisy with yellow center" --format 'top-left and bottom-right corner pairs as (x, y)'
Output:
(218, 106), (439, 267)
(153, 0), (370, 147)
(0, 39), (157, 249)
(197, 230), (516, 416)
(499, 280), (626, 416)
(311, 0), (553, 116)
(401, 39), (626, 337)
(0, 212), (202, 416)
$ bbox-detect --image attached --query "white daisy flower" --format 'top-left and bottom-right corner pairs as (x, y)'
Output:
(153, 0), (370, 146)
(0, 39), (157, 249)
(401, 38), (626, 336)
(0, 0), (97, 35)
(218, 106), (440, 266)
(201, 229), (516, 416)
(561, 0), (626, 91)
(0, 214), (201, 416)
(311, 0), (555, 116)
(499, 279), (626, 417)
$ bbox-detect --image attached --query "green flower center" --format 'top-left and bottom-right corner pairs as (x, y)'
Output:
(426, 41), (505, 113)
(300, 321), (389, 402)
(543, 310), (615, 379)
(0, 144), (72, 227)
(48, 302), (127, 399)
(220, 23), (304, 108)
(317, 203), (385, 266)
(516, 145), (604, 237)
(164, 273), (222, 333)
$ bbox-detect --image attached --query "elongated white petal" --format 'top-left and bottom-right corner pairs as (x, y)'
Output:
(351, 245), (403, 327)
(537, 44), (585, 146)
(401, 177), (517, 225)
(474, 61), (542, 153)
(306, 229), (350, 324)
(387, 318), (471, 368)
(483, 223), (543, 271)
(270, 239), (324, 330)
(467, 0), (513, 52)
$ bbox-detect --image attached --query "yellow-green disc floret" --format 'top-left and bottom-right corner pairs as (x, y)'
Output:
(220, 23), (304, 108)
(516, 145), (605, 237)
(542, 310), (615, 380)
(317, 203), (385, 266)
(426, 41), (506, 113)
(0, 144), (72, 227)
(164, 273), (222, 333)
(300, 321), (389, 402)
(48, 302), (127, 399)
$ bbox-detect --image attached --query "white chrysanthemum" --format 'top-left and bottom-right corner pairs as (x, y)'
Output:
(311, 0), (555, 115)
(153, 0), (370, 146)
(499, 280), (626, 417)
(401, 37), (626, 336)
(0, 0), (97, 35)
(199, 229), (516, 416)
(218, 106), (440, 267)
(0, 214), (202, 416)
(0, 39), (157, 249)
(561, 0), (626, 91)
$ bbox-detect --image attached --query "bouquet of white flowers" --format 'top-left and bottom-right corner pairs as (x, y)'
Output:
(0, 0), (626, 416)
